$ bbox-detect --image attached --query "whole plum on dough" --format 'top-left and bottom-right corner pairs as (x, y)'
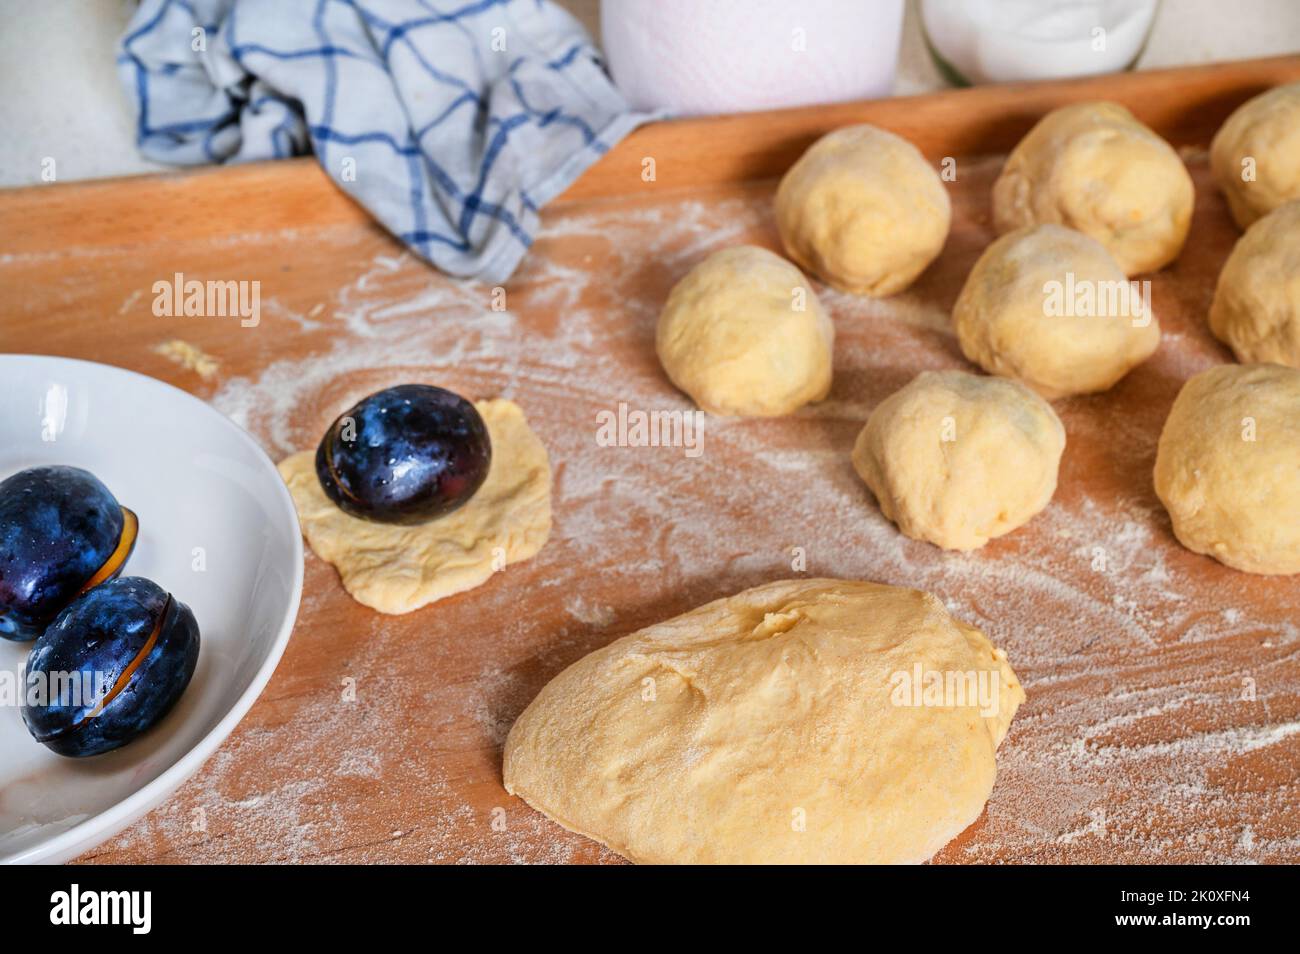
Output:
(315, 384), (491, 525)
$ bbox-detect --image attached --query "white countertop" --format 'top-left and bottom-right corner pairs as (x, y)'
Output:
(0, 0), (1297, 188)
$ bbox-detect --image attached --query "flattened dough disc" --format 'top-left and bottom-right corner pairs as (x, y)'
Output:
(280, 399), (552, 614)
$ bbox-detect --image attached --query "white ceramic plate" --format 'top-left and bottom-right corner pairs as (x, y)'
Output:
(0, 355), (302, 863)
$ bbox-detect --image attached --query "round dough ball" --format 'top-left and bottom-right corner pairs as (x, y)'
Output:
(953, 224), (1161, 399)
(775, 124), (950, 297)
(852, 370), (1065, 550)
(992, 102), (1193, 275)
(504, 578), (1024, 864)
(656, 245), (833, 416)
(1154, 363), (1300, 575)
(1209, 200), (1300, 367)
(1210, 82), (1300, 230)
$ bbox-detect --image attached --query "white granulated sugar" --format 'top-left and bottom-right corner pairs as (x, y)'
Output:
(94, 171), (1297, 864)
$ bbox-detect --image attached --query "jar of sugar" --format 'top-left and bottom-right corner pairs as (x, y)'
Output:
(600, 0), (905, 116)
(920, 0), (1160, 86)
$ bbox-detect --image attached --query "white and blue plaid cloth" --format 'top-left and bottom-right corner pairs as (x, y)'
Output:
(118, 0), (652, 282)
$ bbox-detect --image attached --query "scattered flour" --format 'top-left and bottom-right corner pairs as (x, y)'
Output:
(86, 164), (1300, 865)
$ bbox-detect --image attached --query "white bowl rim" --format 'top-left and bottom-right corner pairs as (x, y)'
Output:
(0, 354), (304, 864)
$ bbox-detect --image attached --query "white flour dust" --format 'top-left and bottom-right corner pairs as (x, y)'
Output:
(94, 178), (1300, 864)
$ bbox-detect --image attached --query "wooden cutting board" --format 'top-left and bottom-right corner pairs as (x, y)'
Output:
(2, 56), (1298, 865)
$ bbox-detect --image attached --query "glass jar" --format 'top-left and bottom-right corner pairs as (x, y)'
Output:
(920, 0), (1161, 86)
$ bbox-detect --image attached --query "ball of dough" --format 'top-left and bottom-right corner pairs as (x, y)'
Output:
(1209, 200), (1300, 368)
(992, 102), (1193, 275)
(1211, 82), (1300, 230)
(775, 124), (950, 296)
(504, 578), (1024, 864)
(1154, 363), (1300, 575)
(656, 245), (833, 416)
(953, 224), (1161, 399)
(852, 370), (1065, 550)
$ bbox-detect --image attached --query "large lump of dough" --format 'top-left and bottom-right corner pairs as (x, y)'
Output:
(503, 578), (1024, 864)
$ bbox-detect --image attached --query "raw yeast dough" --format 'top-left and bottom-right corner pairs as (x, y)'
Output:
(504, 578), (1024, 864)
(279, 399), (551, 613)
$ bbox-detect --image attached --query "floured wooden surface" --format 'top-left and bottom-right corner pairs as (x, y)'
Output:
(3, 148), (1297, 863)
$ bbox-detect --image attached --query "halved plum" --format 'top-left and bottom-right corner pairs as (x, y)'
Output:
(22, 576), (200, 757)
(0, 466), (138, 641)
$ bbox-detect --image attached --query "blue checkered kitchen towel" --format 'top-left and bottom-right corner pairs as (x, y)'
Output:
(118, 0), (653, 283)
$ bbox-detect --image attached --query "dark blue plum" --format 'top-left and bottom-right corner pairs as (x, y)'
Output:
(315, 384), (491, 525)
(22, 576), (200, 758)
(0, 466), (138, 641)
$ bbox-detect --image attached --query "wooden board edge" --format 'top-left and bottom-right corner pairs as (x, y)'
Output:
(563, 53), (1300, 200)
(1, 54), (1297, 260)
